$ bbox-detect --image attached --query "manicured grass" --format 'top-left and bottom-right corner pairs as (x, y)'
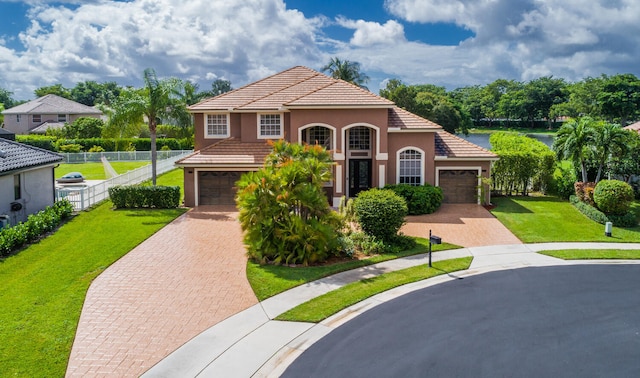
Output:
(491, 196), (640, 243)
(55, 162), (149, 180)
(0, 202), (186, 377)
(276, 257), (472, 323)
(541, 249), (640, 260)
(246, 239), (460, 300)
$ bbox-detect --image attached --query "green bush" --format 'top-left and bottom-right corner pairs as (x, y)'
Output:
(108, 185), (181, 209)
(569, 195), (636, 227)
(593, 180), (634, 215)
(57, 143), (83, 153)
(0, 200), (74, 256)
(88, 145), (105, 152)
(550, 165), (576, 199)
(384, 184), (443, 215)
(15, 135), (57, 151)
(353, 188), (407, 242)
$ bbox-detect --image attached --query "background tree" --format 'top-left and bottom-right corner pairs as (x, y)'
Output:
(322, 57), (370, 89)
(590, 123), (630, 182)
(0, 88), (16, 109)
(62, 117), (104, 139)
(200, 79), (233, 99)
(34, 84), (71, 99)
(553, 117), (598, 182)
(70, 81), (122, 106)
(108, 68), (190, 184)
(597, 73), (640, 126)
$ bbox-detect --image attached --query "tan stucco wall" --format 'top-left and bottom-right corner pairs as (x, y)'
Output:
(387, 132), (437, 186)
(182, 168), (195, 207)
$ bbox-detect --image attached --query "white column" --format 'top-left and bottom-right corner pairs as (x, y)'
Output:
(336, 165), (343, 193)
(378, 164), (385, 188)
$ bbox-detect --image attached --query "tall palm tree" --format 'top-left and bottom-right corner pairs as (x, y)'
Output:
(592, 122), (630, 182)
(321, 57), (370, 90)
(109, 68), (190, 185)
(553, 117), (597, 182)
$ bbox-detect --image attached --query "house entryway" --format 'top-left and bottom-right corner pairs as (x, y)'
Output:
(348, 159), (371, 197)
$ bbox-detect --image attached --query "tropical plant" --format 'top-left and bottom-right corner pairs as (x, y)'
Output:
(236, 141), (343, 265)
(553, 117), (598, 182)
(108, 68), (190, 184)
(591, 122), (630, 182)
(322, 57), (370, 89)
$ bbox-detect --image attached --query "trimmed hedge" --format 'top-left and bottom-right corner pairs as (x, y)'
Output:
(0, 199), (74, 256)
(569, 195), (637, 227)
(593, 180), (634, 215)
(16, 136), (193, 152)
(109, 185), (181, 209)
(384, 184), (443, 215)
(353, 189), (407, 242)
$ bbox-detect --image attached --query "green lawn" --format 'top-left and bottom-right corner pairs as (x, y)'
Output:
(0, 177), (186, 376)
(276, 257), (472, 323)
(491, 196), (640, 243)
(55, 162), (149, 180)
(541, 249), (640, 259)
(247, 240), (460, 300)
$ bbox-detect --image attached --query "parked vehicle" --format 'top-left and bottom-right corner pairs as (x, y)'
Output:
(57, 172), (85, 183)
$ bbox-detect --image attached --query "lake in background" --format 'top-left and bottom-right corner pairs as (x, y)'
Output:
(459, 133), (555, 150)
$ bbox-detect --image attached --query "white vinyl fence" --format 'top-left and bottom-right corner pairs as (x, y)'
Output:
(60, 150), (193, 163)
(55, 151), (192, 211)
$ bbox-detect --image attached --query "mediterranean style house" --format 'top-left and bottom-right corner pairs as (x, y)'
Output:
(176, 66), (497, 207)
(0, 139), (63, 226)
(1, 94), (103, 135)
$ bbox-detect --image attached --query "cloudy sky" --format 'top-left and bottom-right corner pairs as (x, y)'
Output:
(0, 0), (639, 101)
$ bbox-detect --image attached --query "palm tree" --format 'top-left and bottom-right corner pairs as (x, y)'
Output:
(553, 117), (597, 182)
(321, 57), (370, 90)
(592, 122), (630, 182)
(109, 68), (190, 185)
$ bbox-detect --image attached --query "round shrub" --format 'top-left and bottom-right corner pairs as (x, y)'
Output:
(353, 188), (407, 242)
(593, 180), (634, 215)
(384, 184), (443, 215)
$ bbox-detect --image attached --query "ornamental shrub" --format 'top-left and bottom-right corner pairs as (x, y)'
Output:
(593, 179), (634, 215)
(569, 195), (636, 227)
(353, 188), (407, 242)
(109, 185), (180, 208)
(384, 184), (443, 215)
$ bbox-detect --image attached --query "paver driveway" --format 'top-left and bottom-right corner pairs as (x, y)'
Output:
(66, 206), (258, 377)
(402, 204), (521, 247)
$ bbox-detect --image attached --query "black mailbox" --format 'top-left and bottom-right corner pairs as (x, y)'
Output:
(10, 202), (22, 212)
(429, 235), (442, 245)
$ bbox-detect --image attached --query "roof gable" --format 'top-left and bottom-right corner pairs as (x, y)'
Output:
(0, 139), (63, 174)
(2, 94), (102, 115)
(189, 66), (392, 112)
(388, 107), (442, 130)
(435, 132), (498, 159)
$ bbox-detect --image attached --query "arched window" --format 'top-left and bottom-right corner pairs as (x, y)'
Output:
(349, 126), (371, 151)
(398, 149), (423, 185)
(303, 126), (332, 149)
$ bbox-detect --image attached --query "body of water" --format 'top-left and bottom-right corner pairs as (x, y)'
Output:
(460, 133), (555, 150)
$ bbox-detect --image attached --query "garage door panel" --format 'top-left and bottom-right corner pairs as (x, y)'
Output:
(198, 171), (241, 206)
(439, 170), (478, 204)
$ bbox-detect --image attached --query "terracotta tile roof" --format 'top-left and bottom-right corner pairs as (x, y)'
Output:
(0, 139), (63, 175)
(624, 121), (640, 132)
(2, 94), (102, 115)
(189, 66), (393, 111)
(175, 138), (272, 166)
(435, 132), (498, 159)
(388, 107), (442, 130)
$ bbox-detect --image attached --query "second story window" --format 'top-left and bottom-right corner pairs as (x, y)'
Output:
(258, 114), (282, 139)
(205, 114), (229, 138)
(58, 114), (67, 122)
(32, 115), (41, 123)
(16, 115), (21, 123)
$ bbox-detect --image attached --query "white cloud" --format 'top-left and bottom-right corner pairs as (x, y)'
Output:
(0, 0), (325, 99)
(337, 18), (406, 47)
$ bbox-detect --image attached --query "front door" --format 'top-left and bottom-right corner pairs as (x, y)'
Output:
(349, 159), (371, 197)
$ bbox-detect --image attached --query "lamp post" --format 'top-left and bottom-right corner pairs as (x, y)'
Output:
(428, 229), (441, 267)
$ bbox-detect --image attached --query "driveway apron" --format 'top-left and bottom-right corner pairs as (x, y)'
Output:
(402, 204), (522, 247)
(66, 206), (258, 377)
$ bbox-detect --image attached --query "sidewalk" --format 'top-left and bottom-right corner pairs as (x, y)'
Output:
(143, 242), (640, 377)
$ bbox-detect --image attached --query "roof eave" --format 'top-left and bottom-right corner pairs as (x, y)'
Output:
(388, 128), (441, 133)
(435, 156), (499, 161)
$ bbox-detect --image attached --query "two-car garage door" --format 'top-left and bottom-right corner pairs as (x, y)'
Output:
(438, 170), (478, 204)
(198, 171), (241, 206)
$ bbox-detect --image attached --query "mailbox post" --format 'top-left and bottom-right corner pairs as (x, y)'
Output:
(428, 229), (441, 267)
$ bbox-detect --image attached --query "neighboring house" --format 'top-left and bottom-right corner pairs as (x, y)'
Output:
(1, 94), (102, 135)
(0, 139), (63, 227)
(176, 66), (497, 207)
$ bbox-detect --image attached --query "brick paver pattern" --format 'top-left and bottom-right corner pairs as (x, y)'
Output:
(66, 206), (258, 377)
(402, 204), (522, 247)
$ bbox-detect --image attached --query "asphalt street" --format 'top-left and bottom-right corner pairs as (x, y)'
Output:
(282, 265), (640, 378)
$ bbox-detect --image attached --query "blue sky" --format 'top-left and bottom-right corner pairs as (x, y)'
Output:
(0, 0), (639, 101)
